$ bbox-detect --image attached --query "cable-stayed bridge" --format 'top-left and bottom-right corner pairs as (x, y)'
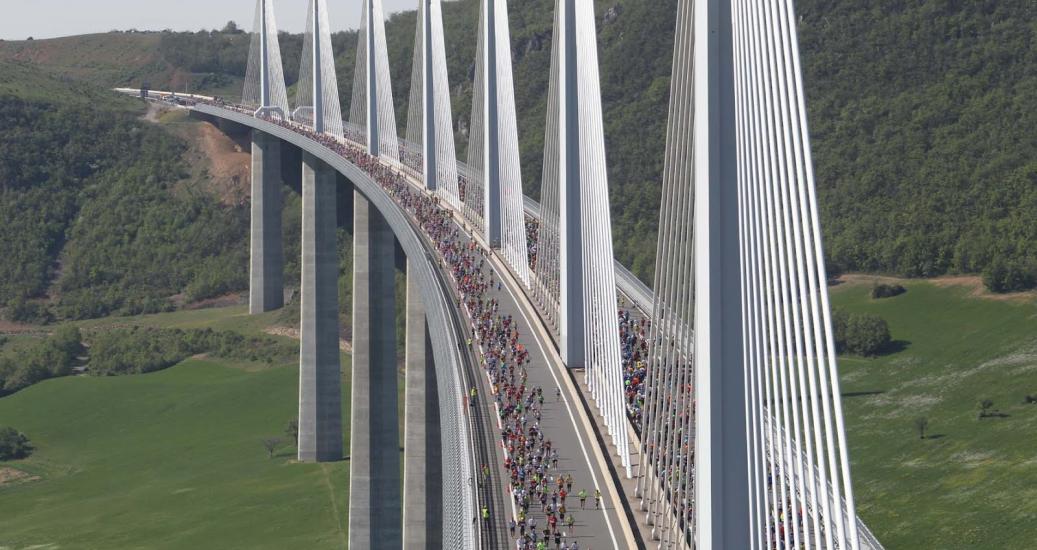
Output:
(124, 0), (885, 548)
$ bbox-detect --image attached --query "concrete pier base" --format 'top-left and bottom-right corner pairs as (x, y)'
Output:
(297, 152), (343, 462)
(403, 259), (442, 548)
(349, 190), (402, 549)
(249, 130), (284, 313)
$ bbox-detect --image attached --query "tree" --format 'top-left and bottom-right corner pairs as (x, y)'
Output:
(846, 313), (892, 356)
(221, 21), (243, 34)
(263, 437), (282, 459)
(979, 399), (994, 418)
(983, 258), (1037, 293)
(286, 419), (299, 446)
(914, 417), (929, 440)
(0, 427), (33, 460)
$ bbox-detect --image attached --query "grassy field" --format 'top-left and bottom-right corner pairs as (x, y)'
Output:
(832, 277), (1037, 549)
(0, 307), (353, 549)
(7, 277), (1037, 548)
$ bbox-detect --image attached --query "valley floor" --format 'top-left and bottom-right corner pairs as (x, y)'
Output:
(2, 277), (1037, 548)
(832, 276), (1037, 548)
(0, 307), (351, 549)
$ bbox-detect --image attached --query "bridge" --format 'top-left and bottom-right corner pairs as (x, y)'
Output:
(128, 0), (885, 549)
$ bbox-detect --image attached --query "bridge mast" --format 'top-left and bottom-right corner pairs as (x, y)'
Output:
(636, 0), (865, 547)
(245, 0), (287, 119)
(535, 0), (631, 477)
(420, 0), (437, 191)
(365, 0), (378, 154)
(460, 0), (529, 283)
(404, 1), (461, 206)
(691, 0), (749, 546)
(311, 0), (323, 134)
(259, 0), (270, 110)
(350, 0), (401, 162)
(292, 0), (343, 136)
(480, 0), (501, 247)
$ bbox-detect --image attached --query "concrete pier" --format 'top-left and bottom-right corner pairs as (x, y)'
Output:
(249, 130), (284, 314)
(297, 152), (343, 462)
(349, 190), (402, 549)
(403, 259), (442, 548)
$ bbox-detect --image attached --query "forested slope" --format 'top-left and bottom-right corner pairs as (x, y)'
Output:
(3, 0), (1036, 289)
(0, 60), (249, 322)
(798, 0), (1037, 286)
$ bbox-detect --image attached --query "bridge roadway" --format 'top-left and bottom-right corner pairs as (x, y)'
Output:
(188, 103), (640, 549)
(445, 209), (634, 549)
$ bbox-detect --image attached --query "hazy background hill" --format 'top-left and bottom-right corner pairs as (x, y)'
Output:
(3, 0), (1037, 294)
(4, 0), (1035, 290)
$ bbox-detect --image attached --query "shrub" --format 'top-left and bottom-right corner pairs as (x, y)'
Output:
(832, 310), (892, 356)
(0, 427), (33, 460)
(0, 326), (83, 393)
(88, 327), (297, 376)
(871, 283), (906, 299)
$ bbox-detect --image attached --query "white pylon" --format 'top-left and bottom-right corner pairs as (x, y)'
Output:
(464, 0), (530, 286)
(293, 0), (344, 137)
(243, 0), (289, 119)
(534, 0), (630, 478)
(405, 0), (461, 208)
(350, 0), (400, 162)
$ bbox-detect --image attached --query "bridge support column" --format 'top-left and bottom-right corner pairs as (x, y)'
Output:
(402, 259), (442, 548)
(297, 152), (343, 462)
(250, 130), (284, 314)
(349, 190), (402, 549)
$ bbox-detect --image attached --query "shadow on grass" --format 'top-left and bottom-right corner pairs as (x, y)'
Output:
(924, 434), (947, 440)
(843, 390), (885, 398)
(882, 340), (911, 355)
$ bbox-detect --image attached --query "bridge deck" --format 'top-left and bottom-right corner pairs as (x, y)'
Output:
(183, 102), (638, 548)
(453, 221), (631, 550)
(175, 100), (890, 550)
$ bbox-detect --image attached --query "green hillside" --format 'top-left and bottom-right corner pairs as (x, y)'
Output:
(0, 57), (137, 106)
(799, 1), (1037, 284)
(4, 2), (1036, 288)
(0, 59), (252, 322)
(0, 30), (247, 98)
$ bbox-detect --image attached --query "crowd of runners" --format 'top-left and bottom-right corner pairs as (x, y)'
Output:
(619, 308), (650, 432)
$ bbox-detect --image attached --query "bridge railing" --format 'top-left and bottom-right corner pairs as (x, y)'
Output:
(764, 415), (884, 550)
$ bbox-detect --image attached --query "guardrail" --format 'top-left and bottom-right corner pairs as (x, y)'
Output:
(764, 416), (885, 550)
